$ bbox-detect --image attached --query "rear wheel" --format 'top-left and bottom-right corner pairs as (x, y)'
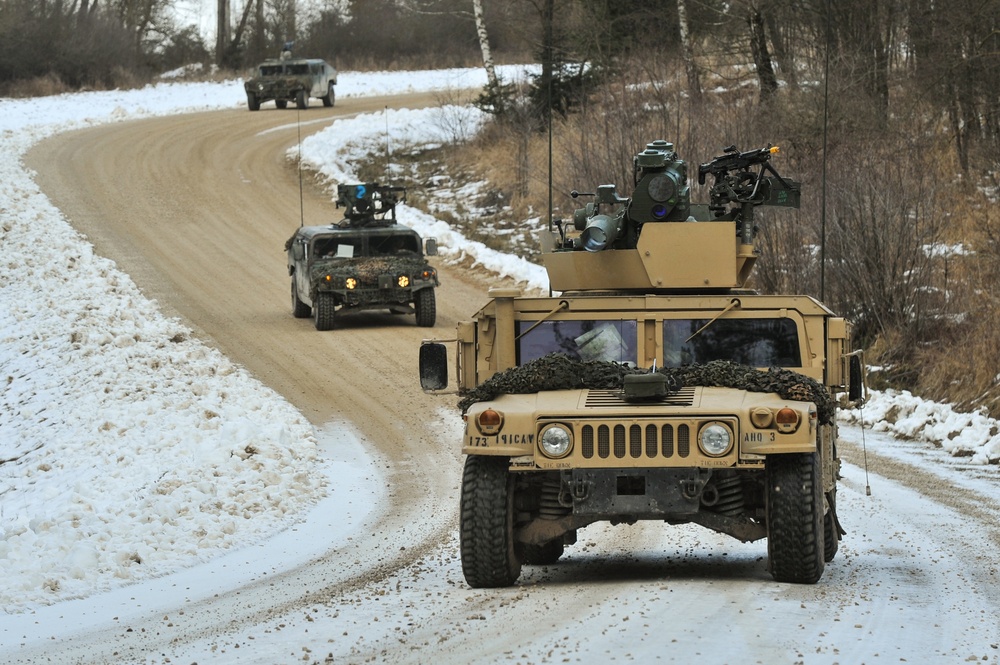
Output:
(291, 279), (310, 318)
(460, 456), (521, 588)
(313, 293), (335, 331)
(414, 288), (436, 327)
(322, 82), (335, 107)
(246, 92), (260, 111)
(295, 89), (308, 109)
(766, 452), (825, 584)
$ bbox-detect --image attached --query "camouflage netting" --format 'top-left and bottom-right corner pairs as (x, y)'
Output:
(309, 255), (428, 287)
(457, 354), (837, 425)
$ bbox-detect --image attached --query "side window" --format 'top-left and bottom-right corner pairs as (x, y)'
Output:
(517, 320), (638, 365)
(662, 318), (801, 368)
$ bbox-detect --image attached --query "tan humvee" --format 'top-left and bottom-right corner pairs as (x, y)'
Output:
(420, 141), (864, 587)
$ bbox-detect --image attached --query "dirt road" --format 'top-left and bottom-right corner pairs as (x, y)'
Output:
(20, 97), (1000, 665)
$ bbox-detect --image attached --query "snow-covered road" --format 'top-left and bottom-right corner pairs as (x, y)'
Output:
(1, 72), (998, 664)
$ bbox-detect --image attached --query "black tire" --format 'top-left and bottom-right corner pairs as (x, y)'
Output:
(414, 288), (436, 327)
(246, 92), (260, 111)
(765, 452), (825, 584)
(291, 279), (310, 318)
(322, 82), (335, 107)
(295, 89), (308, 109)
(823, 490), (840, 563)
(460, 456), (521, 588)
(519, 540), (564, 566)
(275, 99), (288, 109)
(313, 292), (335, 331)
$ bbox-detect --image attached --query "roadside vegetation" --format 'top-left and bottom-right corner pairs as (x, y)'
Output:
(3, 0), (1000, 418)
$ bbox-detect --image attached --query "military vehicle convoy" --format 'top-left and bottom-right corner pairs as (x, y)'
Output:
(286, 183), (439, 330)
(420, 140), (864, 587)
(245, 48), (337, 111)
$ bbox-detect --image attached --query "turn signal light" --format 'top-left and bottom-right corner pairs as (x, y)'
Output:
(775, 407), (800, 433)
(476, 409), (504, 435)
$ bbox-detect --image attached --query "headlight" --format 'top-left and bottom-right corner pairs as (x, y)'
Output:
(345, 277), (357, 289)
(698, 422), (733, 457)
(397, 275), (410, 288)
(539, 424), (572, 458)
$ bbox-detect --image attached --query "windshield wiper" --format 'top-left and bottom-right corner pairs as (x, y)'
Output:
(685, 297), (741, 343)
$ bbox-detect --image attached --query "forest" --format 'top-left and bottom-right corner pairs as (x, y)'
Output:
(3, 0), (1000, 416)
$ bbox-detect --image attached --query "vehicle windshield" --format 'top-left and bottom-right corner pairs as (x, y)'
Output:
(517, 320), (638, 365)
(287, 64), (309, 75)
(372, 234), (420, 256)
(662, 318), (801, 368)
(260, 65), (282, 76)
(314, 236), (362, 259)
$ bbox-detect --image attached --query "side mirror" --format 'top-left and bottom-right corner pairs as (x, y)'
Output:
(292, 242), (305, 261)
(419, 343), (449, 391)
(425, 238), (438, 256)
(848, 353), (865, 402)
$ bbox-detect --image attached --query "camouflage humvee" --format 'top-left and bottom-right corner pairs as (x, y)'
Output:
(286, 184), (439, 330)
(245, 49), (337, 111)
(420, 141), (865, 587)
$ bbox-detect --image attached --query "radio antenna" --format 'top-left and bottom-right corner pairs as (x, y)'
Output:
(297, 109), (305, 227)
(384, 105), (391, 183)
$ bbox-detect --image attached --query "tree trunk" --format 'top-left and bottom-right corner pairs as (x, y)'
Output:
(472, 0), (498, 92)
(676, 0), (702, 103)
(216, 0), (229, 67)
(747, 0), (778, 103)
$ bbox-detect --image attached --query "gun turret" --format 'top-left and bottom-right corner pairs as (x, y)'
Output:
(335, 183), (406, 227)
(544, 140), (802, 293)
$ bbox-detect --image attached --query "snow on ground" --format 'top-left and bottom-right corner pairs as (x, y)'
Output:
(0, 66), (996, 617)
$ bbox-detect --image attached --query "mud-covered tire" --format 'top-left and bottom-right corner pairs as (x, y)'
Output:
(313, 292), (335, 331)
(295, 89), (308, 109)
(766, 452), (825, 584)
(291, 279), (310, 318)
(519, 540), (564, 566)
(275, 99), (287, 109)
(414, 288), (436, 327)
(823, 490), (840, 563)
(322, 82), (335, 107)
(460, 456), (521, 588)
(246, 92), (260, 111)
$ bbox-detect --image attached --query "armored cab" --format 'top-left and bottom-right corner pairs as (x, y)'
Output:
(287, 183), (439, 330)
(420, 141), (864, 588)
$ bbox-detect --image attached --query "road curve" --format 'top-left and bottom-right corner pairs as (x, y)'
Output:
(19, 96), (1000, 665)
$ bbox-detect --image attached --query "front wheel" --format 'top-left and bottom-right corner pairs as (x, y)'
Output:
(322, 82), (335, 107)
(766, 452), (825, 584)
(295, 89), (308, 109)
(291, 279), (310, 318)
(414, 288), (436, 327)
(246, 92), (260, 111)
(313, 292), (335, 331)
(460, 456), (521, 588)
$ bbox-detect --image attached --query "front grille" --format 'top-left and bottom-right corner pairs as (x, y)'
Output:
(585, 387), (696, 408)
(581, 422), (691, 460)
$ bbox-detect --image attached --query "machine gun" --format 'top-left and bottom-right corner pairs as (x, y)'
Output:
(335, 183), (407, 227)
(697, 145), (801, 244)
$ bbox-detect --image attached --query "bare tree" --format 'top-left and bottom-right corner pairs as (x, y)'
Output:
(676, 0), (702, 103)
